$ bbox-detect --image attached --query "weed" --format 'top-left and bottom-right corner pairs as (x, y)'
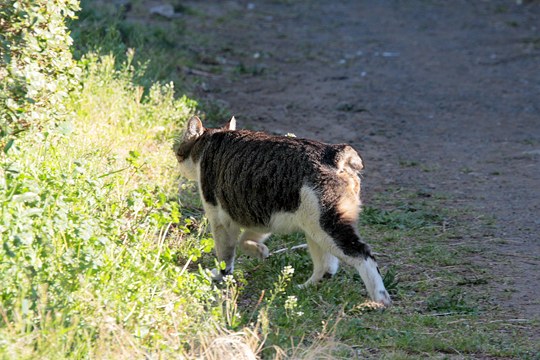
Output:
(382, 266), (400, 295)
(398, 159), (419, 167)
(234, 63), (267, 76)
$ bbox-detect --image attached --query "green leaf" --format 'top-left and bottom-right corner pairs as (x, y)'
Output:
(3, 139), (15, 153)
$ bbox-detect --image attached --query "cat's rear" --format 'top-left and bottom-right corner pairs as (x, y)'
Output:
(175, 116), (391, 306)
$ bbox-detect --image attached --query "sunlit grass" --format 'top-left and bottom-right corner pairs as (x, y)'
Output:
(0, 53), (228, 358)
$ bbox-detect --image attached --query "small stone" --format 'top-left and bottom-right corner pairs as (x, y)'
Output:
(150, 4), (177, 19)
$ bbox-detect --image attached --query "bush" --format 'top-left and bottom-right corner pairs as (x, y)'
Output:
(0, 0), (81, 148)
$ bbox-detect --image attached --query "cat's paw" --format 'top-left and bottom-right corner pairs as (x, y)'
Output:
(372, 289), (392, 307)
(211, 268), (234, 282)
(298, 275), (322, 289)
(211, 268), (224, 281)
(241, 240), (269, 260)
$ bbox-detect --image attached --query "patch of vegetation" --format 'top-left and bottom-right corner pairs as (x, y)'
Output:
(234, 62), (267, 76)
(360, 204), (444, 230)
(0, 43), (230, 357)
(426, 290), (477, 314)
(70, 0), (196, 91)
(398, 159), (420, 168)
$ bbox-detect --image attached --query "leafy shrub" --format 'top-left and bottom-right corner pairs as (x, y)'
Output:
(0, 0), (81, 147)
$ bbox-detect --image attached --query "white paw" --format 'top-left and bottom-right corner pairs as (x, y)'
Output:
(242, 241), (269, 260)
(372, 289), (392, 307)
(298, 273), (324, 289)
(298, 281), (312, 289)
(257, 243), (269, 259)
(211, 268), (224, 281)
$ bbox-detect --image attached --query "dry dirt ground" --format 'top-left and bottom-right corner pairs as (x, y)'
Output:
(177, 0), (539, 326)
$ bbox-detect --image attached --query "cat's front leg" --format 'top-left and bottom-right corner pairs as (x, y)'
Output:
(206, 210), (241, 280)
(300, 236), (339, 288)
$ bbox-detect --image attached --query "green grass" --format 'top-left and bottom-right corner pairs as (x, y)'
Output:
(70, 0), (208, 97)
(178, 187), (528, 359)
(226, 191), (537, 358)
(1, 1), (538, 358)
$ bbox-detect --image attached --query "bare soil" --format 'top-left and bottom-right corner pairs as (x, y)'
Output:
(179, 0), (539, 324)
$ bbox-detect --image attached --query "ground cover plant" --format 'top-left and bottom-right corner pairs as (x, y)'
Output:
(1, 1), (538, 359)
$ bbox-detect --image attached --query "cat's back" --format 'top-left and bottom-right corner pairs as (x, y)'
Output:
(195, 129), (362, 227)
(197, 129), (354, 172)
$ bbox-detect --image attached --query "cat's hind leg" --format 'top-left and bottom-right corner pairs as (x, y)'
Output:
(300, 236), (339, 288)
(321, 221), (391, 307)
(294, 186), (390, 305)
(239, 230), (271, 259)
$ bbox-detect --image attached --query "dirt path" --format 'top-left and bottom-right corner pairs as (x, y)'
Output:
(183, 0), (540, 321)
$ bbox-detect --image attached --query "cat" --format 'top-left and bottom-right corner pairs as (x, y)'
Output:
(174, 116), (391, 306)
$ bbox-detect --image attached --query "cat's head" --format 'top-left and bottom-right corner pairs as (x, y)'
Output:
(173, 116), (236, 180)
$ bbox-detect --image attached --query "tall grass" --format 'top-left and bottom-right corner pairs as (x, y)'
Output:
(0, 51), (242, 358)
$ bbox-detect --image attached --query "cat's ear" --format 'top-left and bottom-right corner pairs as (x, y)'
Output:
(185, 116), (204, 140)
(223, 116), (236, 131)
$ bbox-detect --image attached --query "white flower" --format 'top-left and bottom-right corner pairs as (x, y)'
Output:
(282, 265), (295, 276)
(284, 295), (298, 311)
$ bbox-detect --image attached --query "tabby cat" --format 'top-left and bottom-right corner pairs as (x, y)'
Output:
(174, 116), (391, 306)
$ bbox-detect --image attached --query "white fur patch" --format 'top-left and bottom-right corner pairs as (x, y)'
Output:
(177, 157), (200, 181)
(358, 257), (392, 306)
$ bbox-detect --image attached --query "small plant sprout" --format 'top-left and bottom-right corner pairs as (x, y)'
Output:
(223, 275), (242, 329)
